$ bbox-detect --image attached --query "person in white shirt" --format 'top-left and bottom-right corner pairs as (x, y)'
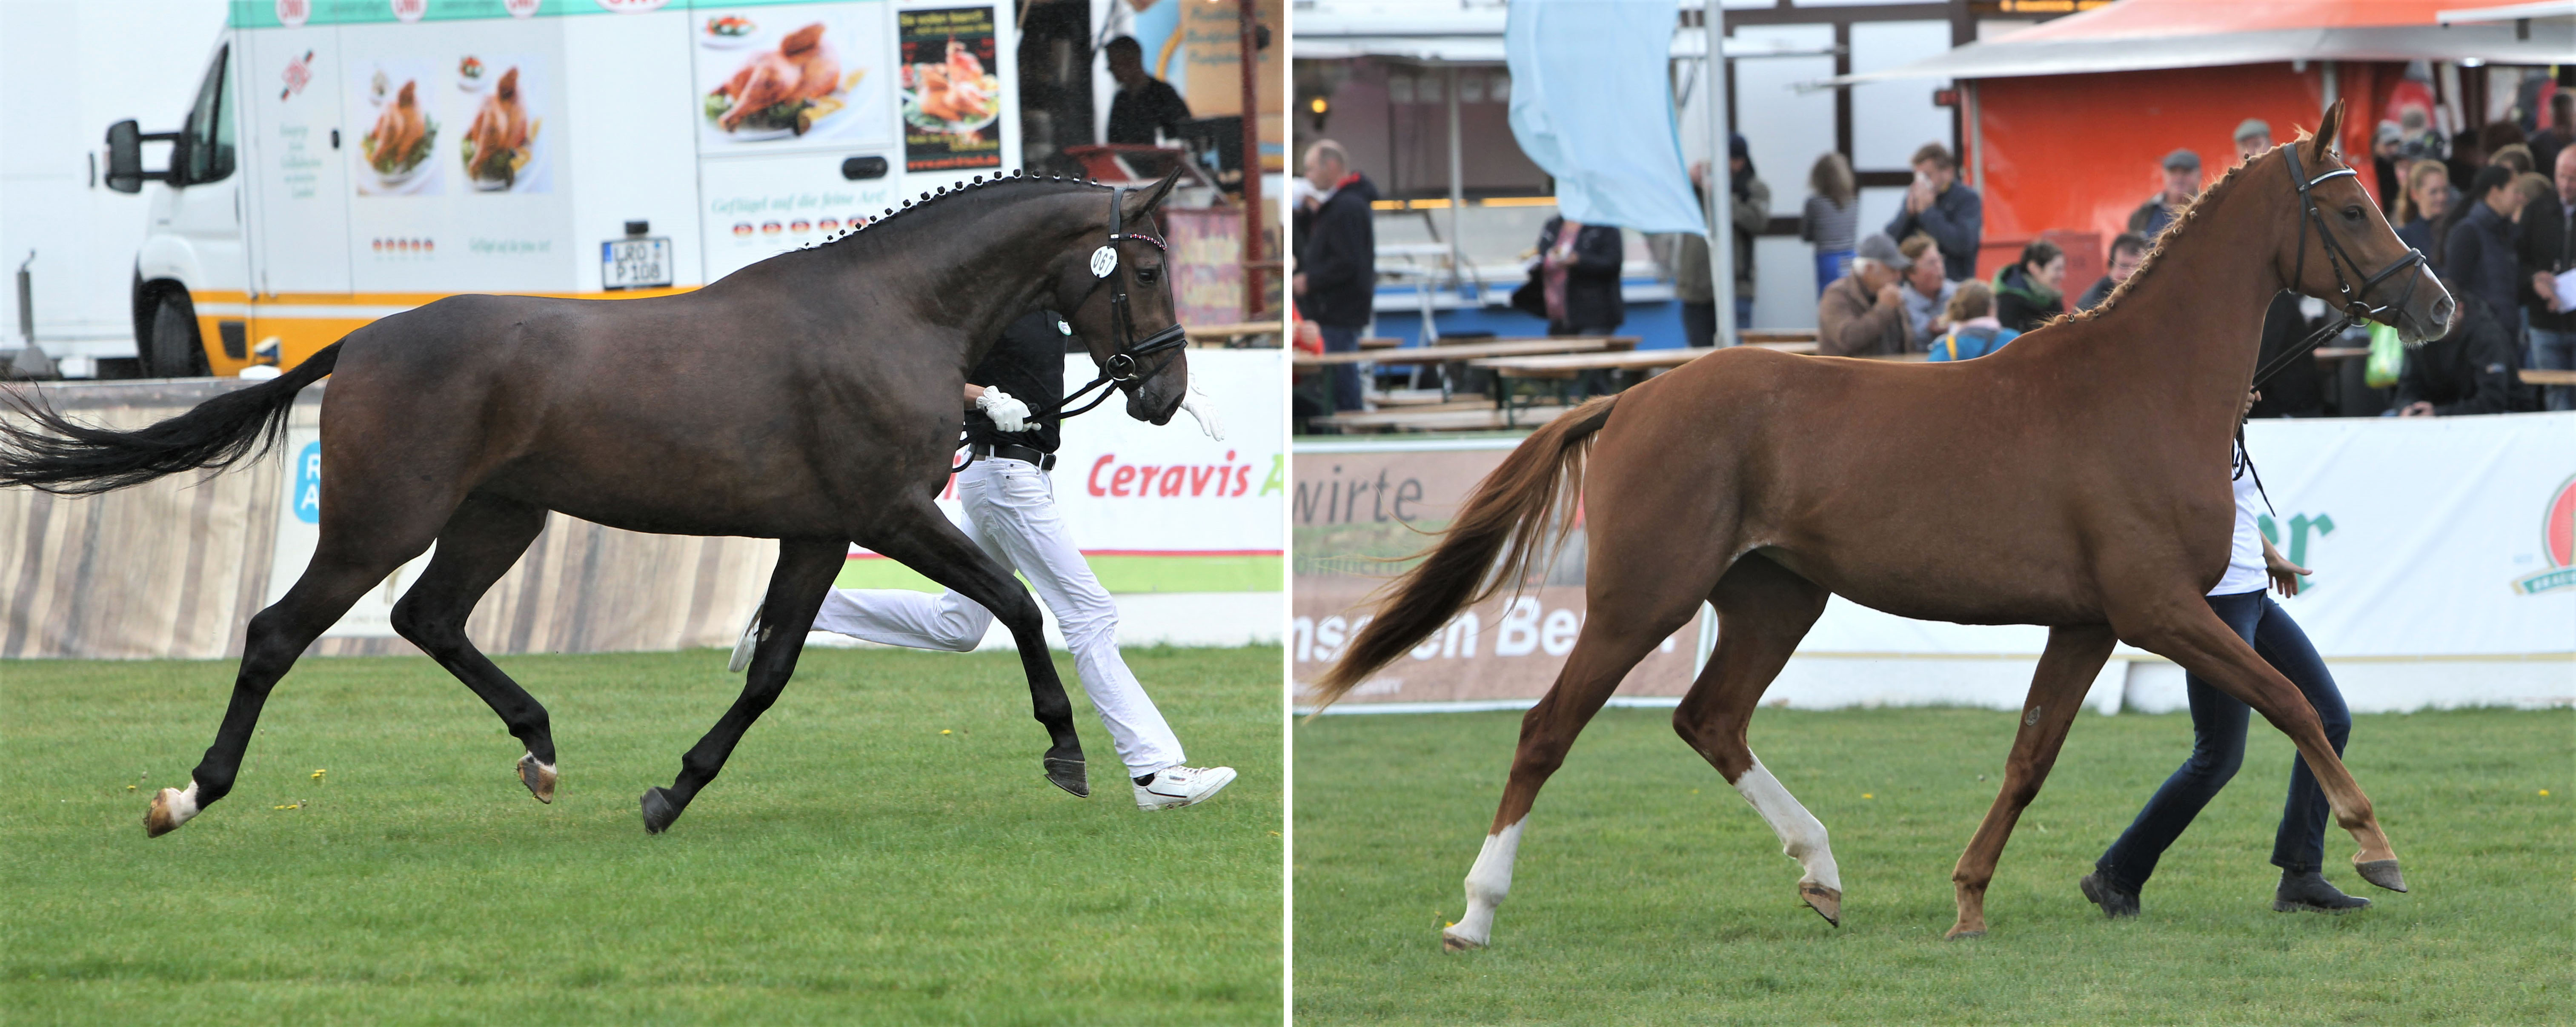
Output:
(2080, 391), (2369, 918)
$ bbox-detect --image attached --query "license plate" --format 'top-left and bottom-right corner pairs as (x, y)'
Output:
(601, 237), (673, 291)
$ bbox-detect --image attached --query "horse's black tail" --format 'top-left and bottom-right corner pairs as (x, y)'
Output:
(0, 342), (344, 495)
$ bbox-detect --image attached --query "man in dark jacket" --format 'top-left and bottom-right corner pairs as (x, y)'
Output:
(2396, 295), (2520, 417)
(2445, 164), (2533, 352)
(1295, 140), (1376, 412)
(2128, 150), (2200, 240)
(2522, 146), (2575, 411)
(1886, 143), (1981, 282)
(1103, 36), (1192, 146)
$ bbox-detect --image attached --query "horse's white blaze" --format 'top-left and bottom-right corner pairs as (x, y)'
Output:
(1731, 758), (1840, 892)
(1446, 820), (1523, 947)
(163, 781), (202, 827)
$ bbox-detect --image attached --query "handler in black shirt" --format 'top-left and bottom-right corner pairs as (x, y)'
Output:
(1103, 36), (1191, 146)
(782, 310), (1240, 812)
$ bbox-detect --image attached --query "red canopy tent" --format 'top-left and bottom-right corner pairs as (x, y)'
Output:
(1831, 0), (2574, 279)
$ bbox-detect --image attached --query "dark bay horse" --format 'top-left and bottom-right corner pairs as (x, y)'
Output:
(1314, 101), (2451, 945)
(1, 171), (1191, 837)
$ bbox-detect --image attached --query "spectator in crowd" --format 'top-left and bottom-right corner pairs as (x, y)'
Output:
(1818, 233), (1910, 357)
(2394, 159), (2455, 267)
(1802, 152), (1860, 294)
(2373, 122), (2406, 215)
(1293, 140), (1376, 413)
(1886, 143), (1981, 282)
(2523, 148), (2575, 411)
(2490, 142), (2535, 176)
(2130, 149), (2201, 240)
(2250, 291), (2324, 419)
(2234, 118), (2274, 163)
(1928, 280), (2018, 362)
(1518, 215), (1626, 337)
(1991, 239), (2065, 333)
(2529, 92), (2573, 173)
(2397, 107), (2443, 160)
(2447, 163), (2534, 346)
(1666, 164), (1717, 349)
(1102, 36), (1193, 146)
(1898, 234), (1956, 351)
(2079, 232), (2150, 312)
(1725, 137), (1771, 330)
(2396, 295), (2521, 417)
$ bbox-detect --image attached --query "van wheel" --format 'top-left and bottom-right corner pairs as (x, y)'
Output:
(146, 294), (211, 378)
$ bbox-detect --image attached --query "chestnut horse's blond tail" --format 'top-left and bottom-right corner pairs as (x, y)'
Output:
(1311, 395), (1620, 708)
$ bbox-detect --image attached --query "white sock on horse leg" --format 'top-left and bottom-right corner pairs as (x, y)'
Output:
(1447, 820), (1524, 947)
(1732, 757), (1841, 893)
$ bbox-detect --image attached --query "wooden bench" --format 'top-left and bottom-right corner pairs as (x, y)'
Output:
(2523, 368), (2576, 387)
(1185, 321), (1282, 348)
(1291, 336), (1639, 368)
(1311, 403), (1575, 433)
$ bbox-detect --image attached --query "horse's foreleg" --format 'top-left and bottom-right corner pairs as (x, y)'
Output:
(389, 494), (556, 801)
(1946, 624), (2116, 939)
(1445, 607), (1695, 952)
(861, 506), (1088, 798)
(639, 538), (843, 834)
(2129, 606), (2403, 890)
(149, 541), (435, 836)
(1672, 555), (1839, 925)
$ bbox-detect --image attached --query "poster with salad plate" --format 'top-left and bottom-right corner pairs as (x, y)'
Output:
(691, 2), (895, 154)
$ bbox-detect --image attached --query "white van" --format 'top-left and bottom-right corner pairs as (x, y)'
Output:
(107, 0), (1020, 376)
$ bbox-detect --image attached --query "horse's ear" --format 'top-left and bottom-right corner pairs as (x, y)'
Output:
(1125, 168), (1185, 218)
(2312, 98), (2347, 162)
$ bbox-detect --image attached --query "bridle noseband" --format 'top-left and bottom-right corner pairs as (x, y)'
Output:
(1042, 185), (1190, 421)
(2250, 146), (2428, 391)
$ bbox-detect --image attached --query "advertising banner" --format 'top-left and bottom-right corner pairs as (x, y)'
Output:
(1296, 413), (2576, 707)
(896, 5), (1002, 172)
(690, 2), (895, 154)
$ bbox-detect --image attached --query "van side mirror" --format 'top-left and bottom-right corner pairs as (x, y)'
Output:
(103, 120), (177, 193)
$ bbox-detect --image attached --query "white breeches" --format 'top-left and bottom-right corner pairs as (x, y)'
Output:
(810, 457), (1185, 776)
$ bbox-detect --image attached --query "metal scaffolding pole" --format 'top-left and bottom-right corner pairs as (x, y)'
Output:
(1705, 6), (1735, 346)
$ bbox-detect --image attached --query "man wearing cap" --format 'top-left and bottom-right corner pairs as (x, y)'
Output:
(2129, 150), (2202, 240)
(2235, 119), (2275, 163)
(1818, 233), (1911, 357)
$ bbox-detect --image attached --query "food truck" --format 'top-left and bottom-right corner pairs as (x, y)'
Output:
(106, 0), (1021, 377)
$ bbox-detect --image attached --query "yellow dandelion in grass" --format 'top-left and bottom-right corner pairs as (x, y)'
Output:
(311, 769), (327, 781)
(940, 729), (953, 735)
(2542, 789), (2552, 796)
(1862, 793), (1875, 799)
(127, 784), (137, 791)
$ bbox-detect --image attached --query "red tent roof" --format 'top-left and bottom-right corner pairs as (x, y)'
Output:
(2009, 0), (2508, 41)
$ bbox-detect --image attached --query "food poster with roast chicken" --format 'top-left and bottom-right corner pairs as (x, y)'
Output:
(896, 6), (1001, 173)
(336, 18), (570, 294)
(693, 3), (893, 152)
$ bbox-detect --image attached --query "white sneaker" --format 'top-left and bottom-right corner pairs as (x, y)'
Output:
(1133, 765), (1236, 810)
(727, 608), (761, 673)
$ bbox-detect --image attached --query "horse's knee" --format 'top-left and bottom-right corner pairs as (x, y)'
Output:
(388, 596), (462, 651)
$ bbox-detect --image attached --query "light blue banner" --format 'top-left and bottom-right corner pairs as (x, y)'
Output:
(1504, 0), (1705, 234)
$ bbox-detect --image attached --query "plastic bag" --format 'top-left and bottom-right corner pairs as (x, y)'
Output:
(2364, 322), (2404, 389)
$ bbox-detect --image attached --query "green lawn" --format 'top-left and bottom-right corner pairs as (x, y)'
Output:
(1295, 706), (2571, 1025)
(2, 646), (1282, 1025)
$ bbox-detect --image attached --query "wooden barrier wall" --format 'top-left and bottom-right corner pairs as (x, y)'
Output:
(1, 379), (778, 660)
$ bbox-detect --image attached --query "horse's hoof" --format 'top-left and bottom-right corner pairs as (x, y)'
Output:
(1800, 883), (1842, 927)
(2355, 858), (2407, 893)
(1944, 926), (1987, 941)
(639, 787), (681, 834)
(1044, 756), (1089, 798)
(517, 753), (557, 804)
(143, 783), (199, 838)
(1441, 930), (1485, 952)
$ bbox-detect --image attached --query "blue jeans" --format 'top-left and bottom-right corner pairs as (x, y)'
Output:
(1813, 249), (1853, 295)
(2095, 591), (2350, 890)
(1318, 324), (1364, 412)
(2529, 322), (2573, 412)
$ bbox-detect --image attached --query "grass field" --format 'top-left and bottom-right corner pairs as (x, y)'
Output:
(1294, 706), (2570, 1025)
(2, 645), (1281, 1025)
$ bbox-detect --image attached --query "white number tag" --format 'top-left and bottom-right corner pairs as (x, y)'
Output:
(1090, 246), (1118, 278)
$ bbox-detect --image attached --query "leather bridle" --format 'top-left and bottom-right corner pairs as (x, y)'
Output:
(1040, 185), (1189, 421)
(2249, 146), (2429, 390)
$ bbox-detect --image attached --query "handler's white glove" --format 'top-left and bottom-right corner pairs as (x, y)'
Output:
(975, 387), (1032, 433)
(1180, 383), (1225, 442)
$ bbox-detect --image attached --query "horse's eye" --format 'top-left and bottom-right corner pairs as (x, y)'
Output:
(1137, 266), (1160, 284)
(2342, 205), (2364, 222)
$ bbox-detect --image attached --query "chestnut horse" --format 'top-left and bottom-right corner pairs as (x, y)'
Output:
(1, 172), (1190, 837)
(1313, 102), (2450, 945)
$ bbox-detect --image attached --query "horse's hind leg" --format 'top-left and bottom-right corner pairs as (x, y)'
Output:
(1943, 624), (2117, 939)
(146, 510), (449, 836)
(2125, 602), (2404, 891)
(1669, 554), (1840, 925)
(857, 503), (1089, 798)
(639, 538), (844, 834)
(389, 494), (557, 802)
